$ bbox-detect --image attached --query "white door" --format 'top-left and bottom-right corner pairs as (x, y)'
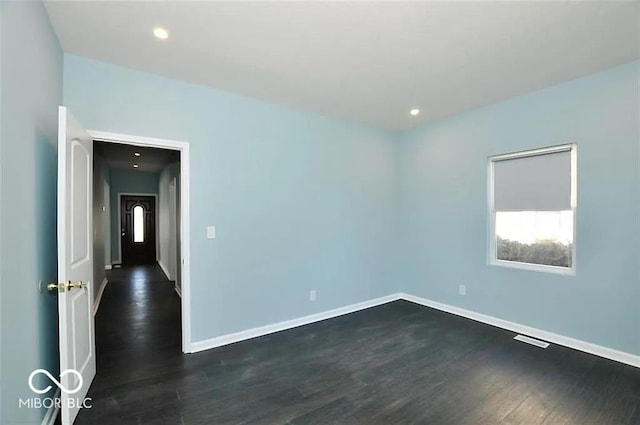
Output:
(56, 106), (96, 424)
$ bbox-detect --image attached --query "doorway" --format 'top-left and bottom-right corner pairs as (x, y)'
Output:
(89, 130), (192, 352)
(120, 195), (157, 265)
(55, 107), (193, 424)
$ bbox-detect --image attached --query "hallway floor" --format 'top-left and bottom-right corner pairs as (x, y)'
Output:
(75, 264), (182, 425)
(74, 266), (640, 424)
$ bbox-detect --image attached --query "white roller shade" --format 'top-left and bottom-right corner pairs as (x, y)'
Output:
(493, 149), (571, 212)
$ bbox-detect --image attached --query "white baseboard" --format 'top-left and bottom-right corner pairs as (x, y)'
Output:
(158, 260), (171, 280)
(105, 264), (112, 270)
(93, 278), (108, 316)
(41, 389), (61, 425)
(187, 291), (639, 368)
(174, 284), (182, 298)
(189, 293), (403, 353)
(399, 293), (640, 368)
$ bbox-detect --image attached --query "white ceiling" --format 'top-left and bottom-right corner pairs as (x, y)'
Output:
(95, 141), (179, 173)
(45, 1), (639, 131)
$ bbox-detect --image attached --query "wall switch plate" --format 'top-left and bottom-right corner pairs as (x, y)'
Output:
(309, 290), (317, 301)
(459, 285), (466, 296)
(207, 226), (216, 239)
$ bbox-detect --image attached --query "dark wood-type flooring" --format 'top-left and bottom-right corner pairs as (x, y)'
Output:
(74, 264), (640, 424)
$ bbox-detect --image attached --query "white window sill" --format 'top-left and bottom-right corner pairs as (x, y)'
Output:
(490, 259), (575, 276)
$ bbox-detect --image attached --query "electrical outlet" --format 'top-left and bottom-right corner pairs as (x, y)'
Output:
(309, 290), (317, 301)
(459, 284), (466, 296)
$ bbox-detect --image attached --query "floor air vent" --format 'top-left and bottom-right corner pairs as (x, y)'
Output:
(514, 334), (550, 348)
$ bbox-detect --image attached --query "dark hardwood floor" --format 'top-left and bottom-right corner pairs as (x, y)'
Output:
(75, 265), (640, 424)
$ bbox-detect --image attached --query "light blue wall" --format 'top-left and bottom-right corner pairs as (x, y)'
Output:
(398, 61), (640, 355)
(64, 55), (398, 342)
(0, 2), (63, 423)
(109, 169), (159, 262)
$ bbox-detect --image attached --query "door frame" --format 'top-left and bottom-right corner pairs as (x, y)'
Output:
(89, 130), (192, 353)
(116, 193), (159, 265)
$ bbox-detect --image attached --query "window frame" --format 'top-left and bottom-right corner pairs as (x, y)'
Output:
(488, 143), (577, 275)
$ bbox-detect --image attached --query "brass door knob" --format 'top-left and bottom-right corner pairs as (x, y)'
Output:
(66, 281), (85, 290)
(47, 282), (65, 293)
(47, 281), (85, 293)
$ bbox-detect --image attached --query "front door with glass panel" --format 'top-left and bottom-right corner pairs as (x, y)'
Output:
(121, 195), (156, 265)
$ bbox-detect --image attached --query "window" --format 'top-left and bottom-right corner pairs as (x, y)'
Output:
(133, 205), (144, 243)
(489, 144), (576, 274)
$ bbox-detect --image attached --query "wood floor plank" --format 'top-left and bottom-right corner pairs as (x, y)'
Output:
(74, 265), (640, 425)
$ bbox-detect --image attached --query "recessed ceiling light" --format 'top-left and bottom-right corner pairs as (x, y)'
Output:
(153, 27), (170, 40)
(133, 164), (139, 168)
(410, 109), (420, 116)
(134, 152), (141, 157)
